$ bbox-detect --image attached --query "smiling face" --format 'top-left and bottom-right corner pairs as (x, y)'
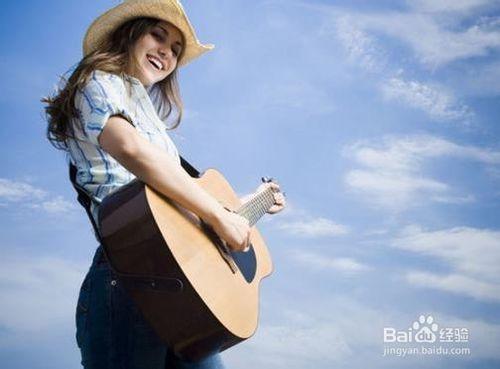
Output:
(127, 21), (184, 87)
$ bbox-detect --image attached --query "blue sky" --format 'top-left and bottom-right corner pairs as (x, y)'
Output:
(1, 0), (500, 368)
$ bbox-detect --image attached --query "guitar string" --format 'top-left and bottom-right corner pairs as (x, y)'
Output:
(238, 188), (276, 226)
(238, 189), (268, 224)
(238, 188), (269, 218)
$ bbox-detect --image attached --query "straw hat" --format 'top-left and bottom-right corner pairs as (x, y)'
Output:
(82, 0), (214, 67)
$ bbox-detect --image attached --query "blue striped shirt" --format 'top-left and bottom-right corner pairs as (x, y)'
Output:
(66, 70), (181, 227)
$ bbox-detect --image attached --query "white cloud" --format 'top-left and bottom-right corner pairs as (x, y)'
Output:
(380, 77), (473, 122)
(446, 315), (500, 359)
(347, 135), (500, 168)
(432, 194), (476, 204)
(32, 196), (76, 214)
(0, 255), (86, 336)
(335, 16), (386, 72)
(224, 294), (500, 369)
(408, 0), (494, 13)
(0, 178), (46, 201)
(290, 249), (371, 274)
(343, 135), (500, 210)
(353, 11), (500, 68)
(223, 299), (384, 369)
(319, 1), (500, 104)
(395, 225), (500, 281)
(331, 13), (474, 121)
(244, 312), (351, 366)
(0, 178), (75, 215)
(328, 4), (500, 70)
(363, 228), (390, 236)
(407, 271), (500, 302)
(393, 225), (500, 302)
(277, 217), (349, 237)
(345, 169), (448, 209)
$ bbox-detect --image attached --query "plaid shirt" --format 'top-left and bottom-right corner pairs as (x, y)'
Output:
(66, 70), (181, 226)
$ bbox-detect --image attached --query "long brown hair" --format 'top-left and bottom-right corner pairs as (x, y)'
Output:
(42, 17), (184, 151)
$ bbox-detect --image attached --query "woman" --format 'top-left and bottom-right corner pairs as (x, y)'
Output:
(42, 0), (285, 368)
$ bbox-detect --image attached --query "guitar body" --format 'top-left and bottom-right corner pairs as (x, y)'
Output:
(98, 168), (273, 361)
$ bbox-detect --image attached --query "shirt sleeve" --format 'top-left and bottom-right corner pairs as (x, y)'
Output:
(74, 70), (134, 146)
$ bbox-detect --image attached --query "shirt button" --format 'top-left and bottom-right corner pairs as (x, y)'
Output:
(110, 280), (117, 286)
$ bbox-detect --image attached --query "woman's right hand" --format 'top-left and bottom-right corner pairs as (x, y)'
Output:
(209, 208), (251, 252)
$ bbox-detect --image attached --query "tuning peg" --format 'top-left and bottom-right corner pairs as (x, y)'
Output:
(261, 176), (274, 183)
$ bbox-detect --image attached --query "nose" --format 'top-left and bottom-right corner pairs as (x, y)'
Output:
(158, 46), (173, 60)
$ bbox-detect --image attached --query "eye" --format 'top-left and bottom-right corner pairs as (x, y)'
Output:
(172, 47), (181, 57)
(151, 29), (165, 42)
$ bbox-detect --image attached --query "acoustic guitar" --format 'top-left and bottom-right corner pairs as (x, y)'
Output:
(98, 167), (279, 361)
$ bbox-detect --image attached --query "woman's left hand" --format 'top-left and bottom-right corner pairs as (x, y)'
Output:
(240, 182), (286, 215)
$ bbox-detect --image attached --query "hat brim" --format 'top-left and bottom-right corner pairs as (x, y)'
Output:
(83, 0), (214, 67)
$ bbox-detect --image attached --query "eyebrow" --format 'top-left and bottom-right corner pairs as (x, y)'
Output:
(158, 25), (183, 48)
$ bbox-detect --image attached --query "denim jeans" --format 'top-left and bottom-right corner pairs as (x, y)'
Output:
(76, 246), (225, 369)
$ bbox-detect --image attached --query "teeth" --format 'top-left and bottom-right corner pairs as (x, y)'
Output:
(147, 55), (163, 70)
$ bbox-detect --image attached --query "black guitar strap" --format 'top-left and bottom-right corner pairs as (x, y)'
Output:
(69, 162), (100, 238)
(68, 155), (201, 293)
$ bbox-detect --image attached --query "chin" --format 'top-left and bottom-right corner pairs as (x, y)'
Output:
(149, 71), (168, 85)
(140, 68), (160, 86)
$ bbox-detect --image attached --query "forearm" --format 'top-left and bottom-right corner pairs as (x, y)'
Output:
(116, 138), (224, 225)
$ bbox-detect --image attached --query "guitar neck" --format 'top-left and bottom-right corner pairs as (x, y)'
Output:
(236, 187), (275, 227)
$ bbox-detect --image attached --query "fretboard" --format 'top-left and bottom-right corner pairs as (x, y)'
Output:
(236, 187), (275, 226)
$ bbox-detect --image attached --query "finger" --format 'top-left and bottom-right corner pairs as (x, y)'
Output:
(267, 206), (281, 214)
(263, 181), (281, 192)
(267, 206), (276, 214)
(274, 194), (285, 204)
(246, 233), (251, 250)
(270, 182), (280, 190)
(240, 232), (250, 252)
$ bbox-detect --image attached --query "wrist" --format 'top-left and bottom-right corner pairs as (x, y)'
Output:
(201, 202), (226, 226)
